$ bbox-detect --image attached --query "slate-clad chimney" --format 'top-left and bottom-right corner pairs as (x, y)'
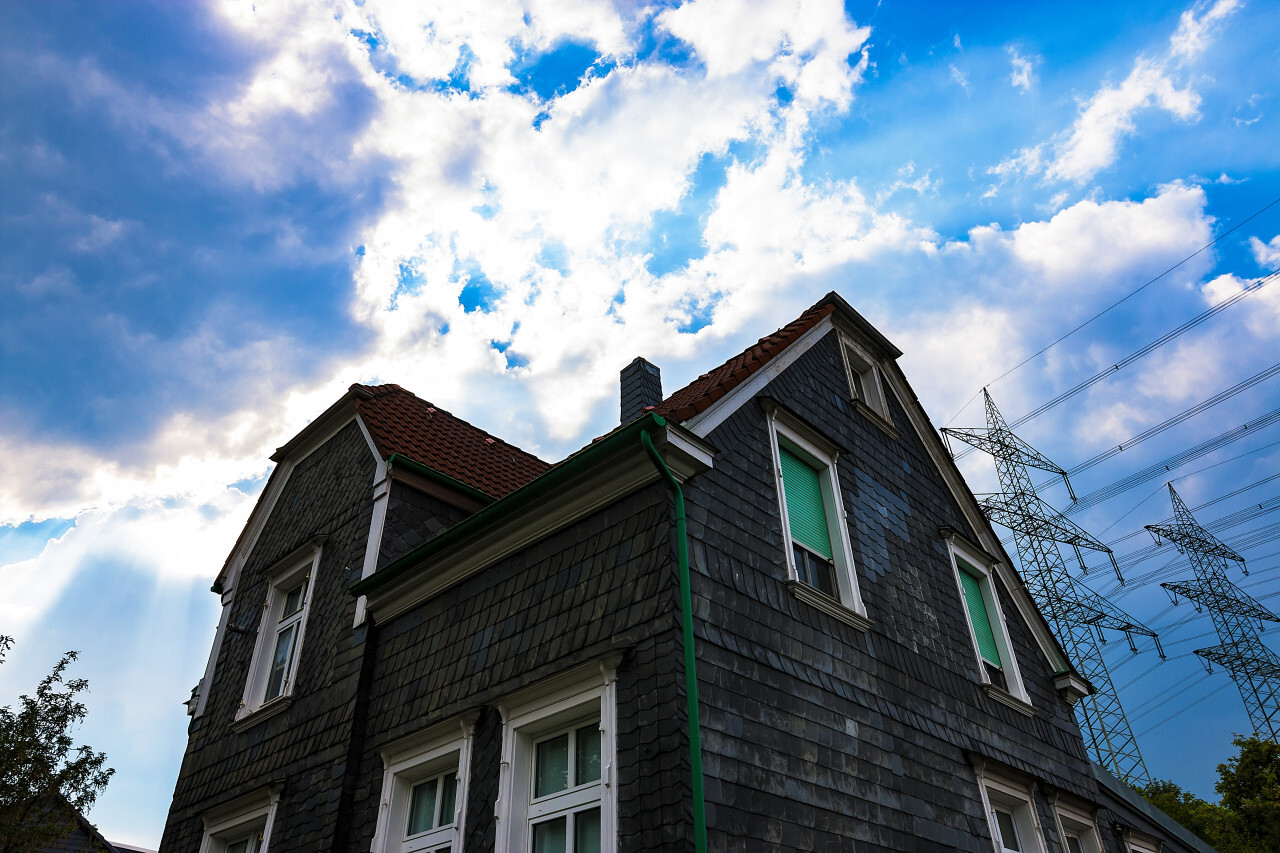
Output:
(620, 357), (662, 424)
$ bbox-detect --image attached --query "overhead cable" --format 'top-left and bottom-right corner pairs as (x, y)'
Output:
(943, 195), (1280, 428)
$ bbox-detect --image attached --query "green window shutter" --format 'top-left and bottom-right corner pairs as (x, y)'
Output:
(958, 563), (1002, 667)
(779, 447), (833, 560)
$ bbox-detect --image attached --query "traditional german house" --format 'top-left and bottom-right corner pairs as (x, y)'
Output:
(159, 292), (1212, 853)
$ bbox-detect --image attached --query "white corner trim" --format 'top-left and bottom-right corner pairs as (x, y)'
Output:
(355, 457), (391, 628)
(686, 316), (836, 437)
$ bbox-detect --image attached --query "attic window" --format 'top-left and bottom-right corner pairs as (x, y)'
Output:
(839, 336), (892, 425)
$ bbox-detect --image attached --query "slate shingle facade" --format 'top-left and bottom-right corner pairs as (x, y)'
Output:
(160, 293), (1212, 853)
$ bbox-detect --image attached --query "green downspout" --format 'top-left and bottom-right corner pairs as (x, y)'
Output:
(640, 420), (708, 853)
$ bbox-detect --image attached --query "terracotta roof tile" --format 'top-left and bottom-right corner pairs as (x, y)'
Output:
(354, 384), (550, 499)
(654, 299), (837, 422)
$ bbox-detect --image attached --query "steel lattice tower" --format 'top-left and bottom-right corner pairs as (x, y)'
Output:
(943, 390), (1162, 784)
(1146, 484), (1280, 740)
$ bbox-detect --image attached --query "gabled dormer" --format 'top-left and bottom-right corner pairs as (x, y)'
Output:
(190, 383), (549, 721)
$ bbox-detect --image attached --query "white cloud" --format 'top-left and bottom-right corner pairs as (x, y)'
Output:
(1250, 234), (1280, 269)
(991, 0), (1241, 185)
(1169, 0), (1242, 61)
(1047, 59), (1199, 183)
(1008, 47), (1035, 92)
(949, 63), (969, 93)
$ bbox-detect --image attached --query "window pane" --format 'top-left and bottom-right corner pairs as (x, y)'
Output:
(264, 623), (296, 700)
(779, 448), (833, 559)
(1065, 835), (1084, 853)
(226, 842), (248, 853)
(535, 734), (569, 798)
(958, 564), (1002, 667)
(407, 778), (438, 836)
(794, 545), (837, 597)
(850, 369), (867, 401)
(995, 808), (1021, 852)
(439, 772), (457, 827)
(575, 725), (601, 785)
(573, 807), (601, 853)
(283, 578), (306, 617)
(532, 817), (567, 853)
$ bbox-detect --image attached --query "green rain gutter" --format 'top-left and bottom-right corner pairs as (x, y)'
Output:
(641, 420), (709, 853)
(353, 413), (663, 598)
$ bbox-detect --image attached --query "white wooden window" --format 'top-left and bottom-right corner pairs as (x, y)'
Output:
(372, 717), (474, 853)
(237, 540), (323, 720)
(764, 402), (869, 628)
(974, 763), (1047, 853)
(839, 336), (892, 422)
(199, 787), (280, 853)
(1053, 799), (1103, 853)
(946, 538), (1031, 705)
(497, 659), (618, 853)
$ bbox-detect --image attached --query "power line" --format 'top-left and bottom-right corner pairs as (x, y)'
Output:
(1036, 363), (1280, 491)
(1063, 415), (1280, 515)
(943, 194), (1280, 428)
(1136, 681), (1234, 738)
(953, 270), (1278, 457)
(1106, 472), (1280, 546)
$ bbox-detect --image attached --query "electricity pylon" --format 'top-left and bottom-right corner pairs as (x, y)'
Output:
(944, 390), (1162, 784)
(1146, 484), (1280, 740)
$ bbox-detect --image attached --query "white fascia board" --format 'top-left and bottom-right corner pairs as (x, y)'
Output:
(878, 361), (1074, 676)
(685, 316), (836, 438)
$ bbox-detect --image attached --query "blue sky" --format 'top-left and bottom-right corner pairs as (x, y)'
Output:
(1, 0), (1278, 846)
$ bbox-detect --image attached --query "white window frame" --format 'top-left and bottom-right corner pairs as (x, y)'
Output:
(1125, 830), (1161, 853)
(237, 537), (323, 721)
(973, 761), (1047, 853)
(1051, 796), (1104, 853)
(199, 786), (281, 853)
(496, 657), (619, 853)
(946, 535), (1031, 707)
(371, 715), (476, 853)
(839, 334), (892, 423)
(763, 401), (869, 628)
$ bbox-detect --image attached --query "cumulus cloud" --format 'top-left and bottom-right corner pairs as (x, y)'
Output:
(1250, 234), (1280, 269)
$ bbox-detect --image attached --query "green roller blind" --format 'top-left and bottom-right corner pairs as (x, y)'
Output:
(779, 447), (833, 560)
(958, 562), (1002, 667)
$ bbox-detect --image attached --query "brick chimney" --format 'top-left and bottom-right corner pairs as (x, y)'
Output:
(620, 357), (662, 424)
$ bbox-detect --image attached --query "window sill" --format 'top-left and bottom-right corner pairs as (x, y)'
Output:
(983, 684), (1034, 716)
(231, 696), (293, 733)
(851, 399), (900, 439)
(787, 581), (873, 631)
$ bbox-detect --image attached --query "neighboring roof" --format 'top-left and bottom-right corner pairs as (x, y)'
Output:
(1092, 763), (1217, 853)
(352, 384), (551, 499)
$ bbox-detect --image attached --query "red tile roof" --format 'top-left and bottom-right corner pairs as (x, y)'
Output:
(354, 384), (550, 499)
(654, 299), (838, 422)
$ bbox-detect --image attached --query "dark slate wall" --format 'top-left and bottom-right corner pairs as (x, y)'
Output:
(340, 483), (691, 853)
(377, 480), (472, 568)
(160, 422), (384, 853)
(682, 330), (1097, 852)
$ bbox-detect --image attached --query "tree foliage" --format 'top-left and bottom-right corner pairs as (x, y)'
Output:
(1138, 734), (1280, 853)
(0, 635), (114, 853)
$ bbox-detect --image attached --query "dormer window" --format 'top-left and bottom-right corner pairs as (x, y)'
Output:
(237, 538), (324, 722)
(839, 335), (893, 425)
